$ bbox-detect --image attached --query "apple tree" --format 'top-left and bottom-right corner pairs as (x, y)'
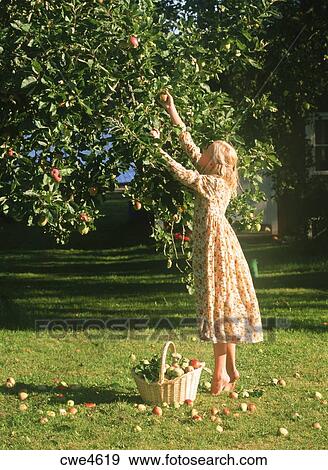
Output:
(0, 0), (281, 293)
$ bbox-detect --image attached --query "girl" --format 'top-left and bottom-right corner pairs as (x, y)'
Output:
(154, 91), (263, 395)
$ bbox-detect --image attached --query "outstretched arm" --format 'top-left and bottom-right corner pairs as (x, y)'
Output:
(160, 91), (202, 169)
(178, 129), (203, 170)
(158, 148), (210, 198)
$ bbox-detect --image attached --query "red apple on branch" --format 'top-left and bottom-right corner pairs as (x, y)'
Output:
(7, 148), (14, 157)
(133, 200), (142, 211)
(79, 212), (90, 222)
(50, 167), (62, 183)
(88, 186), (98, 197)
(129, 35), (139, 48)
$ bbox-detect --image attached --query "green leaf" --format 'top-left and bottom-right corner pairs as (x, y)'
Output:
(247, 57), (262, 69)
(60, 168), (74, 176)
(200, 83), (211, 93)
(21, 76), (37, 88)
(31, 60), (42, 74)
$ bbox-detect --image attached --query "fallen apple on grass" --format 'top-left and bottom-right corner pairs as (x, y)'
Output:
(314, 391), (323, 400)
(216, 425), (224, 433)
(134, 425), (142, 432)
(247, 403), (256, 413)
(5, 377), (15, 388)
(84, 403), (96, 408)
(47, 411), (56, 417)
(18, 391), (28, 401)
(211, 407), (219, 416)
(278, 427), (288, 437)
(59, 408), (67, 416)
(271, 378), (279, 385)
(240, 403), (248, 412)
(39, 417), (48, 425)
(277, 379), (286, 387)
(67, 406), (78, 415)
(192, 414), (203, 422)
(204, 381), (211, 391)
(152, 406), (162, 417)
(229, 391), (239, 400)
(67, 400), (74, 407)
(184, 399), (193, 407)
(137, 404), (147, 412)
(312, 422), (321, 430)
(210, 415), (220, 422)
(19, 403), (28, 412)
(222, 407), (231, 416)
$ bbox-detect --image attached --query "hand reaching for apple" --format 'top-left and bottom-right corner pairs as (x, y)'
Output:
(159, 90), (175, 113)
(159, 90), (186, 129)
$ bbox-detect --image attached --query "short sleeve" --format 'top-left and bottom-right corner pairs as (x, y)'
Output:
(160, 151), (221, 200)
(179, 130), (202, 169)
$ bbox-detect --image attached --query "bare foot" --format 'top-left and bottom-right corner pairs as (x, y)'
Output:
(227, 368), (240, 383)
(211, 374), (234, 396)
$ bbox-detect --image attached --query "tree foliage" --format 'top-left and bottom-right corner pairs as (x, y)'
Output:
(0, 0), (283, 292)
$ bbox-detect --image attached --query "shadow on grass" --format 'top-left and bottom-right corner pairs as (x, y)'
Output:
(0, 239), (327, 333)
(0, 382), (141, 406)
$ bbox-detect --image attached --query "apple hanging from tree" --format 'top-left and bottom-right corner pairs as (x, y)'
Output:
(7, 148), (14, 157)
(38, 214), (49, 227)
(79, 225), (89, 235)
(133, 200), (142, 211)
(129, 35), (139, 48)
(50, 167), (62, 183)
(160, 92), (168, 103)
(79, 212), (90, 222)
(88, 186), (98, 197)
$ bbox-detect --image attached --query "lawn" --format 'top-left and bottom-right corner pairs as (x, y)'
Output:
(0, 235), (327, 450)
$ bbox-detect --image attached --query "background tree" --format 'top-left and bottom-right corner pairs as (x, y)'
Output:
(0, 0), (282, 293)
(160, 0), (328, 237)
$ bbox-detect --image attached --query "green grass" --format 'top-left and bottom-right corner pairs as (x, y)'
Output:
(0, 238), (327, 449)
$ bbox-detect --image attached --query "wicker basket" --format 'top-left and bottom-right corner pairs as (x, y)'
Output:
(131, 341), (205, 405)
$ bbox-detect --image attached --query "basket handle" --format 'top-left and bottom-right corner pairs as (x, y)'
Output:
(159, 341), (176, 383)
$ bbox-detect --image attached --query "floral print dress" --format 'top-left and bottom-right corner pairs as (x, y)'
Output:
(160, 129), (263, 344)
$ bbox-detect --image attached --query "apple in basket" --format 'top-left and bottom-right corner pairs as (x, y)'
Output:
(189, 359), (201, 369)
(165, 366), (184, 379)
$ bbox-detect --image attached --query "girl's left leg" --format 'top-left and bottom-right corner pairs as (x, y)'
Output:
(226, 343), (240, 383)
(211, 342), (235, 395)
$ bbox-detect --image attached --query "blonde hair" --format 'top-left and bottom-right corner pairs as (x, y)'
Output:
(206, 140), (241, 198)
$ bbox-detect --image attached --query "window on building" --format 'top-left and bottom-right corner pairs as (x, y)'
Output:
(306, 112), (328, 175)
